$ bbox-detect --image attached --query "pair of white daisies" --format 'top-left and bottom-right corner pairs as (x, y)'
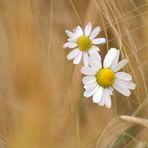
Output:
(63, 22), (136, 108)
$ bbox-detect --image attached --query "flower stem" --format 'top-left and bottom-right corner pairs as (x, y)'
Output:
(67, 66), (75, 115)
(75, 93), (83, 148)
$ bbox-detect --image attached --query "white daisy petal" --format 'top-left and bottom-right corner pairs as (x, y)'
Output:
(68, 38), (77, 42)
(99, 99), (105, 106)
(91, 46), (100, 51)
(109, 87), (113, 95)
(73, 51), (82, 64)
(92, 38), (106, 45)
(103, 48), (118, 68)
(89, 46), (100, 57)
(76, 26), (83, 36)
(63, 42), (70, 48)
(92, 52), (101, 64)
(84, 84), (98, 97)
(111, 50), (120, 67)
(113, 81), (131, 96)
(72, 28), (78, 37)
(65, 30), (77, 39)
(98, 88), (105, 106)
(92, 86), (103, 103)
(126, 81), (136, 90)
(115, 72), (132, 81)
(89, 48), (99, 56)
(89, 55), (102, 71)
(84, 22), (92, 36)
(105, 97), (111, 108)
(104, 89), (111, 108)
(112, 59), (129, 72)
(89, 26), (101, 39)
(82, 76), (96, 85)
(84, 81), (97, 90)
(115, 79), (136, 90)
(63, 42), (77, 48)
(83, 52), (89, 66)
(81, 66), (97, 75)
(67, 48), (80, 60)
(88, 47), (101, 57)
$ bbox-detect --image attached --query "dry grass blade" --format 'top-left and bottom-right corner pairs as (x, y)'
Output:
(135, 141), (148, 148)
(95, 116), (148, 148)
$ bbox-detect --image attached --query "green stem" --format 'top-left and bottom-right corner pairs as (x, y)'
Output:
(76, 93), (83, 148)
(67, 66), (75, 115)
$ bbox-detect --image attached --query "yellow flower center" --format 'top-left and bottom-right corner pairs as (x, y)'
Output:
(77, 36), (92, 51)
(96, 68), (115, 88)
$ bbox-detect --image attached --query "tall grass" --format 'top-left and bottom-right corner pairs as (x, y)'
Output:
(0, 0), (147, 147)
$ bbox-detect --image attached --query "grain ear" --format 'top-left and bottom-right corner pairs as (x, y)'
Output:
(95, 116), (148, 148)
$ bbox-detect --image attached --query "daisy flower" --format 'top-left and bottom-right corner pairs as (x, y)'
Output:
(63, 22), (106, 66)
(81, 48), (136, 108)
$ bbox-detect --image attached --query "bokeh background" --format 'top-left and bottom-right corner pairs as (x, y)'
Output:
(0, 0), (148, 147)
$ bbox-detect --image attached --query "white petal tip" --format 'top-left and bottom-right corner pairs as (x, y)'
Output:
(133, 84), (136, 89)
(73, 61), (79, 65)
(126, 92), (131, 97)
(84, 92), (89, 98)
(66, 56), (71, 61)
(104, 38), (107, 43)
(125, 59), (129, 62)
(93, 100), (99, 104)
(80, 67), (84, 73)
(63, 44), (66, 48)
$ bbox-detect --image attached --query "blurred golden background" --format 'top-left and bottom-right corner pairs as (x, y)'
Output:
(0, 0), (147, 147)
